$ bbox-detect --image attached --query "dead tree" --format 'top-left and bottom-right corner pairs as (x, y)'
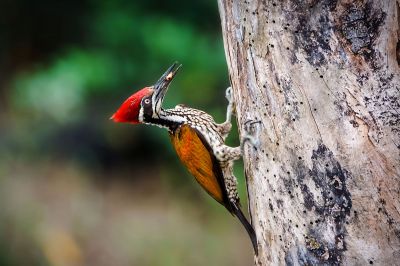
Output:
(218, 0), (400, 265)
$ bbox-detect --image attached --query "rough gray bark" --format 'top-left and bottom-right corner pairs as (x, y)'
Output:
(218, 0), (400, 265)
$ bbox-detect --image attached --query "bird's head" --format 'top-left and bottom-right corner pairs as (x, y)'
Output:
(110, 63), (181, 124)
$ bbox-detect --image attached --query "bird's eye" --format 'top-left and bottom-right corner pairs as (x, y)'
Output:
(144, 98), (151, 105)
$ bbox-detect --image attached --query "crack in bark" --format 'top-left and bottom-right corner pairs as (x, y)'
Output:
(298, 85), (323, 141)
(218, 0), (400, 264)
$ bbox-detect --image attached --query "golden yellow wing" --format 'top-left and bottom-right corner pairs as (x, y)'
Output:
(169, 124), (228, 206)
(170, 124), (258, 254)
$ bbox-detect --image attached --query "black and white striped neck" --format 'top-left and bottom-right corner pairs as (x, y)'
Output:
(143, 108), (186, 133)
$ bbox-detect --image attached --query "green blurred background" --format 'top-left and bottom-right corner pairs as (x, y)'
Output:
(0, 1), (253, 265)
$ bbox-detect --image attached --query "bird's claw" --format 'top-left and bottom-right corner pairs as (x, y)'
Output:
(224, 86), (236, 124)
(242, 120), (261, 149)
(225, 87), (233, 102)
(244, 120), (261, 129)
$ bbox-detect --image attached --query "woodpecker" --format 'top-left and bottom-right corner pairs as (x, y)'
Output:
(111, 63), (259, 254)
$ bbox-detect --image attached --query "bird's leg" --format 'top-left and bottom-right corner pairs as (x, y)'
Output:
(214, 145), (241, 162)
(217, 87), (235, 140)
(214, 90), (260, 162)
(241, 120), (261, 154)
(214, 121), (261, 163)
(224, 86), (235, 124)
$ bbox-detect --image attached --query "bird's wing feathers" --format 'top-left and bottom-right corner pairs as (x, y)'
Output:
(169, 124), (257, 253)
(170, 124), (232, 211)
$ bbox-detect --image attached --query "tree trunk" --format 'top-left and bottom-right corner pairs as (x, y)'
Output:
(218, 0), (400, 265)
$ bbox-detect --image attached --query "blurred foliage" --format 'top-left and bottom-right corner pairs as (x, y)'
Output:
(0, 0), (252, 265)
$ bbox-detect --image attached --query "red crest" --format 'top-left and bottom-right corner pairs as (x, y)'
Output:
(111, 87), (153, 124)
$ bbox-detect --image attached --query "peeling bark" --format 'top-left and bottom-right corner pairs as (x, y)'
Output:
(218, 0), (400, 265)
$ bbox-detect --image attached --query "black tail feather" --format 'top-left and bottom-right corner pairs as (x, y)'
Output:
(232, 202), (258, 255)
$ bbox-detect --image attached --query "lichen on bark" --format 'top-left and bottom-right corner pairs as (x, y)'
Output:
(218, 0), (400, 265)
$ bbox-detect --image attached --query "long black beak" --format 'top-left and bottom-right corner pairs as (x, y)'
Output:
(152, 62), (182, 111)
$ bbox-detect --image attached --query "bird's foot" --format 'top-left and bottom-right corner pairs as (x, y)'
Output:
(225, 86), (233, 102)
(218, 87), (236, 140)
(224, 87), (236, 123)
(241, 120), (261, 150)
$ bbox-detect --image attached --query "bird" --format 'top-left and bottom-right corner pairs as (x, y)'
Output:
(111, 63), (259, 255)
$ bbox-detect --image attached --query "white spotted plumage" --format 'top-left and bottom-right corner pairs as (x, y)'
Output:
(139, 83), (259, 254)
(156, 92), (242, 203)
